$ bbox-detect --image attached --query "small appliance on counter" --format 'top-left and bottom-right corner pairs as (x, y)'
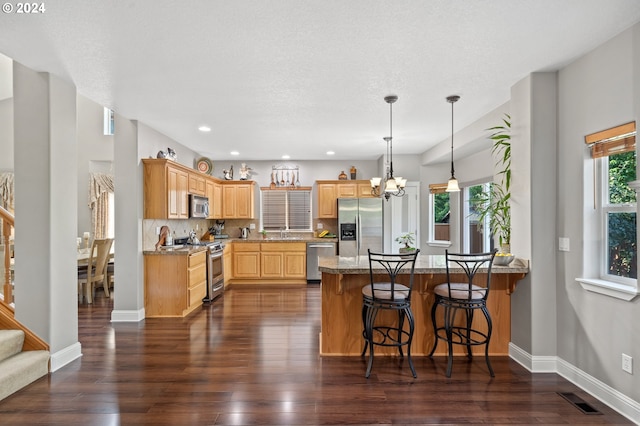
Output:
(240, 227), (250, 239)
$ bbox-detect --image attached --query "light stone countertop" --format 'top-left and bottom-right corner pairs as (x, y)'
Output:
(318, 254), (529, 275)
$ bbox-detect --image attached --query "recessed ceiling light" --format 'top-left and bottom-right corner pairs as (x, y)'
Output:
(282, 155), (290, 159)
(326, 151), (335, 155)
(230, 151), (239, 156)
(198, 125), (211, 132)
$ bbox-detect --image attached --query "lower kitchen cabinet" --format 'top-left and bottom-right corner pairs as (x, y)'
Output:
(229, 241), (306, 285)
(144, 250), (207, 317)
(232, 243), (261, 279)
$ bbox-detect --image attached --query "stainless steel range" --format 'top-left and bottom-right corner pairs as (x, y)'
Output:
(175, 238), (225, 302)
(202, 241), (224, 302)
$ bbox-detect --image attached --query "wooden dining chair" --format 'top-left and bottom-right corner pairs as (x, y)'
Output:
(78, 238), (113, 303)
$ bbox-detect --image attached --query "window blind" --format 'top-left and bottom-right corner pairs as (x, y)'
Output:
(261, 190), (311, 230)
(262, 191), (286, 229)
(585, 121), (636, 158)
(288, 190), (311, 230)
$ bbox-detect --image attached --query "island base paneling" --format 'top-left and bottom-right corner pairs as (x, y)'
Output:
(320, 271), (524, 356)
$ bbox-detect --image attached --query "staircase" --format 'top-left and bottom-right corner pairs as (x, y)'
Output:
(0, 330), (49, 400)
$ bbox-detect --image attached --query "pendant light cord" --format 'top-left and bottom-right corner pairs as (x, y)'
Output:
(450, 99), (454, 178)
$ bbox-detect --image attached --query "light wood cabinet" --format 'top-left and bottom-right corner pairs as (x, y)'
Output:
(316, 180), (375, 218)
(228, 242), (306, 284)
(232, 242), (261, 279)
(144, 250), (207, 317)
(206, 179), (223, 219)
(221, 181), (255, 219)
(317, 183), (338, 218)
(144, 159), (190, 219)
(168, 166), (189, 219)
(143, 159), (224, 219)
(223, 244), (232, 286)
(188, 173), (206, 196)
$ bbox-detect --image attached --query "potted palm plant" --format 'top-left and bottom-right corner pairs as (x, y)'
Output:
(395, 232), (416, 254)
(472, 114), (513, 265)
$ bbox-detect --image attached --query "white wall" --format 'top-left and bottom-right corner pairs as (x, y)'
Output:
(0, 98), (12, 171)
(555, 24), (639, 403)
(76, 94), (114, 237)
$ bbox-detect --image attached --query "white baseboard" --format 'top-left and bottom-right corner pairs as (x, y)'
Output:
(110, 308), (145, 322)
(509, 343), (640, 424)
(50, 342), (82, 372)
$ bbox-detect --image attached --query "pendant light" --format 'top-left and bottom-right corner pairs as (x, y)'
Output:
(370, 95), (406, 201)
(445, 95), (461, 192)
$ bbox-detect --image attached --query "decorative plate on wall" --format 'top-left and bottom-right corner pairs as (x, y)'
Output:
(196, 157), (213, 175)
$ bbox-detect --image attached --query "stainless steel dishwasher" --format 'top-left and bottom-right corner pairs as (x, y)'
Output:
(306, 242), (336, 283)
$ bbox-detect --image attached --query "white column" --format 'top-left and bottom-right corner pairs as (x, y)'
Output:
(13, 62), (81, 370)
(111, 116), (145, 321)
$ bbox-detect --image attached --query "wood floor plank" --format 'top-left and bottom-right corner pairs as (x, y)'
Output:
(0, 286), (633, 425)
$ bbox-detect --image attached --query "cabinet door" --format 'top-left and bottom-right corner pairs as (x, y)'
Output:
(261, 252), (283, 278)
(212, 182), (223, 218)
(358, 183), (375, 198)
(189, 173), (206, 196)
(168, 166), (189, 219)
(187, 252), (207, 309)
(235, 183), (254, 218)
(233, 251), (260, 278)
(283, 252), (306, 278)
(317, 183), (337, 218)
(205, 179), (216, 219)
(337, 183), (357, 198)
(222, 185), (237, 218)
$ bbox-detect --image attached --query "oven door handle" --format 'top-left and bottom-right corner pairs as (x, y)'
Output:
(209, 251), (224, 259)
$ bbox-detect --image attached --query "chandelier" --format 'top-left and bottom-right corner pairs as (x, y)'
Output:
(445, 95), (461, 192)
(370, 95), (406, 201)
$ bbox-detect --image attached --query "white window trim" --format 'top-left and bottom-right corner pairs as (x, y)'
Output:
(577, 173), (639, 301)
(427, 191), (451, 247)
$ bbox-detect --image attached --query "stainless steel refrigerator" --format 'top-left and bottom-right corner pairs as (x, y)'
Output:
(338, 198), (383, 257)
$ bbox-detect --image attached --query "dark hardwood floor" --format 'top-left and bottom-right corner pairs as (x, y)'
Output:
(0, 285), (633, 425)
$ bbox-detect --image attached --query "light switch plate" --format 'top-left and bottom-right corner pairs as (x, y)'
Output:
(559, 237), (570, 252)
(249, 223), (255, 230)
(317, 223), (323, 229)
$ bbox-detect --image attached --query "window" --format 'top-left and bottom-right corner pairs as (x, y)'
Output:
(261, 190), (311, 231)
(578, 121), (638, 300)
(428, 183), (450, 244)
(602, 150), (636, 281)
(103, 107), (114, 135)
(464, 182), (493, 253)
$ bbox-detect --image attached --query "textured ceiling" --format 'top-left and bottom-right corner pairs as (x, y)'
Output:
(1, 0), (640, 161)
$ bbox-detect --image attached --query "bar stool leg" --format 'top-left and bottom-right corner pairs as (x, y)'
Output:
(428, 297), (439, 357)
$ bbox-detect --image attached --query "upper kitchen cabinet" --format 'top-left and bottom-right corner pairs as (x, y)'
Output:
(143, 159), (224, 219)
(316, 180), (375, 218)
(206, 179), (223, 219)
(221, 181), (255, 219)
(143, 159), (190, 219)
(188, 172), (206, 196)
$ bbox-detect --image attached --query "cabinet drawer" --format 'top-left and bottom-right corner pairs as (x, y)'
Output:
(260, 242), (306, 252)
(188, 251), (206, 267)
(188, 262), (206, 287)
(188, 281), (206, 306)
(234, 242), (261, 252)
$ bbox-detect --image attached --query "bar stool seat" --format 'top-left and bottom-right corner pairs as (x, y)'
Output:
(428, 249), (497, 377)
(361, 249), (420, 378)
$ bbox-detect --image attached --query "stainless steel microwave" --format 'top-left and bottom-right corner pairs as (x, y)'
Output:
(189, 194), (209, 218)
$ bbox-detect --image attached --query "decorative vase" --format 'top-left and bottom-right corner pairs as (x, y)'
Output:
(350, 166), (357, 180)
(338, 170), (347, 180)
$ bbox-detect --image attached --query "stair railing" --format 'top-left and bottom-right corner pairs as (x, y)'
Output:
(0, 205), (13, 308)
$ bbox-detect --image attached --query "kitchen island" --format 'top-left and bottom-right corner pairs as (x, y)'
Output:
(318, 255), (528, 356)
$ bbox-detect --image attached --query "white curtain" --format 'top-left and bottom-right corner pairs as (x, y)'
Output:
(0, 172), (14, 212)
(89, 173), (114, 239)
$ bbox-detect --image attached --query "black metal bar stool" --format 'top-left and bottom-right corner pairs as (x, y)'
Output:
(361, 249), (420, 378)
(428, 249), (497, 377)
